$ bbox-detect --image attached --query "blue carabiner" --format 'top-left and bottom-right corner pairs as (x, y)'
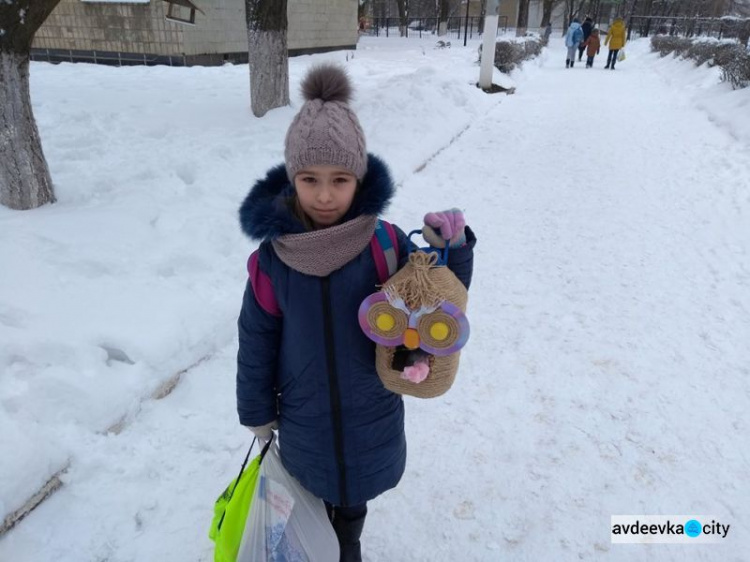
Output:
(407, 229), (450, 266)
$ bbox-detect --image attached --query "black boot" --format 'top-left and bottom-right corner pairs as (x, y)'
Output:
(329, 504), (367, 562)
(566, 59), (570, 68)
(570, 59), (574, 68)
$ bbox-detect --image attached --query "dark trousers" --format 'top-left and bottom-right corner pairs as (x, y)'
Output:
(325, 502), (368, 562)
(578, 44), (586, 60)
(606, 49), (620, 68)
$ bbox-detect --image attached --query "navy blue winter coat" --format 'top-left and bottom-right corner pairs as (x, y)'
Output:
(237, 154), (476, 506)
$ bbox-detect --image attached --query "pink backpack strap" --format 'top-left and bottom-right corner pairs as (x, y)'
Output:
(370, 219), (400, 285)
(247, 250), (281, 317)
(382, 220), (399, 264)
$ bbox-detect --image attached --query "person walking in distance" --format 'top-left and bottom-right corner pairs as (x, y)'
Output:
(565, 18), (584, 68)
(578, 17), (594, 62)
(604, 18), (626, 69)
(583, 28), (601, 68)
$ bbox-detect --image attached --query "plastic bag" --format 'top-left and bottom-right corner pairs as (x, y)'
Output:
(618, 49), (626, 62)
(209, 439), (271, 562)
(237, 443), (339, 562)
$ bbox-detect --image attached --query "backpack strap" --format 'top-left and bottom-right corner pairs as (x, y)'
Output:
(247, 250), (282, 317)
(371, 219), (399, 284)
(249, 220), (400, 316)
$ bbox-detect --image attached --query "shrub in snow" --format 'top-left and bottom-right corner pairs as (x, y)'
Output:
(651, 35), (692, 57)
(492, 41), (522, 73)
(651, 34), (750, 90)
(722, 53), (750, 89)
(479, 36), (543, 74)
(712, 42), (744, 67)
(686, 41), (719, 66)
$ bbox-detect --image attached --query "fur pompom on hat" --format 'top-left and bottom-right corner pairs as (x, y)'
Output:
(284, 64), (367, 181)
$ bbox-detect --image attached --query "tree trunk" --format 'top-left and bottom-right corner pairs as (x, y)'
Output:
(0, 0), (61, 210)
(0, 51), (55, 210)
(541, 0), (557, 26)
(438, 0), (450, 36)
(396, 0), (408, 37)
(246, 0), (289, 118)
(516, 0), (531, 35)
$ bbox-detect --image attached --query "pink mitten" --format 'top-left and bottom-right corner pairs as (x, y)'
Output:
(423, 208), (466, 249)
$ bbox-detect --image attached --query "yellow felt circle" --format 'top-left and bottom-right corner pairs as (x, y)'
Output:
(376, 313), (396, 332)
(418, 311), (459, 349)
(367, 302), (408, 339)
(430, 322), (450, 341)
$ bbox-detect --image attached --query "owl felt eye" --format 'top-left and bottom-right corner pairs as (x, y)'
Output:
(358, 293), (408, 346)
(359, 293), (470, 355)
(417, 301), (470, 356)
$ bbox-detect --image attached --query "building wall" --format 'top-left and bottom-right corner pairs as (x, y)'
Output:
(288, 0), (358, 52)
(181, 0), (246, 57)
(499, 0), (518, 25)
(33, 0), (186, 58)
(33, 0), (358, 65)
(469, 0), (519, 28)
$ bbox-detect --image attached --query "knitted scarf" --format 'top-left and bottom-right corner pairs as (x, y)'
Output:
(271, 214), (379, 277)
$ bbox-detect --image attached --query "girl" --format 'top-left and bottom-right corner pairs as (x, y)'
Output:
(583, 28), (601, 68)
(236, 64), (476, 561)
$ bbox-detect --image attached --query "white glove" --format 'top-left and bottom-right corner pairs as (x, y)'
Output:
(246, 420), (278, 444)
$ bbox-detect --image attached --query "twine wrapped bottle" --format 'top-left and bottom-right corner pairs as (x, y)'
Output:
(375, 251), (469, 398)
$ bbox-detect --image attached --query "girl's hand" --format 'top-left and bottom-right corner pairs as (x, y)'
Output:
(423, 209), (466, 249)
(246, 420), (278, 445)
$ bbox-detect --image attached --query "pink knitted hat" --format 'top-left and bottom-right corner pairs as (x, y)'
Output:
(284, 65), (368, 181)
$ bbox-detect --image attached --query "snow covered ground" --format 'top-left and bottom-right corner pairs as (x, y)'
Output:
(1, 35), (749, 560)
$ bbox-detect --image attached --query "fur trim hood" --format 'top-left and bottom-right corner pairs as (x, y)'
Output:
(239, 154), (395, 242)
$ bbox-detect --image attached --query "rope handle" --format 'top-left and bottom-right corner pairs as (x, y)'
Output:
(407, 229), (450, 266)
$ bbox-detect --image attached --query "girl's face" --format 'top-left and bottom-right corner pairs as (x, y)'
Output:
(293, 165), (358, 228)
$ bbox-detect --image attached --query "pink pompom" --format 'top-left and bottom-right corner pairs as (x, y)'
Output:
(402, 361), (430, 384)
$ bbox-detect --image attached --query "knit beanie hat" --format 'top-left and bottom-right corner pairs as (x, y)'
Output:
(284, 64), (367, 181)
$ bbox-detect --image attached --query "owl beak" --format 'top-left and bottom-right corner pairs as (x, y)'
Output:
(403, 328), (420, 350)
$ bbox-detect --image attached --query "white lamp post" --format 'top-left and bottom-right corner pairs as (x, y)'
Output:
(479, 0), (501, 89)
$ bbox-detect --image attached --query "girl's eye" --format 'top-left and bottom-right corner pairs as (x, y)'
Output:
(301, 176), (317, 183)
(334, 177), (351, 184)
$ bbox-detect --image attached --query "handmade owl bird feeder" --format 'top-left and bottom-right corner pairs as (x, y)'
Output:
(358, 232), (470, 398)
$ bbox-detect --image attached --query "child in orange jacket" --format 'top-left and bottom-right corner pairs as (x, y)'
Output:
(583, 28), (601, 68)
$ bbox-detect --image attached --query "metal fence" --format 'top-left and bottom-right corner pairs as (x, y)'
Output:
(360, 16), (510, 41)
(628, 15), (750, 44)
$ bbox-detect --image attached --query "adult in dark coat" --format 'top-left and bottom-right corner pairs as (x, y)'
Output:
(578, 17), (594, 61)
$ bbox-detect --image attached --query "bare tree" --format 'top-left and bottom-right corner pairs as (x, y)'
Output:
(517, 0), (531, 35)
(437, 0), (450, 35)
(541, 0), (564, 26)
(246, 0), (289, 118)
(395, 0), (408, 36)
(0, 0), (60, 211)
(564, 0), (588, 28)
(734, 0), (750, 15)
